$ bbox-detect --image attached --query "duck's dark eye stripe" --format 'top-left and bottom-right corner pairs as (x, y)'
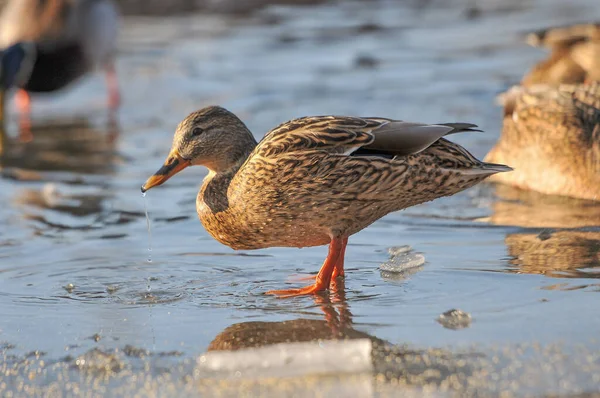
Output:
(192, 127), (204, 136)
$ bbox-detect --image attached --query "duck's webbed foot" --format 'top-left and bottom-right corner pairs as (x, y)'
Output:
(266, 237), (348, 298)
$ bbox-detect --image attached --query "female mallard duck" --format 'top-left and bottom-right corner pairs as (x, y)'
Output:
(142, 106), (511, 297)
(0, 0), (120, 127)
(485, 82), (600, 201)
(522, 22), (600, 86)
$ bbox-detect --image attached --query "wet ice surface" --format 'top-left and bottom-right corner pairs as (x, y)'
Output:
(1, 0), (600, 395)
(3, 340), (600, 397)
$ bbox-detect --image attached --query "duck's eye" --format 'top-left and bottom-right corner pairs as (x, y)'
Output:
(192, 127), (204, 137)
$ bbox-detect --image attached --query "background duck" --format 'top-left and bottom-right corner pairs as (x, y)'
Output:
(0, 0), (120, 134)
(521, 21), (600, 86)
(141, 106), (511, 297)
(485, 82), (600, 201)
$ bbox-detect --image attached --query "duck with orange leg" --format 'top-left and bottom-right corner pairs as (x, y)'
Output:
(142, 106), (511, 297)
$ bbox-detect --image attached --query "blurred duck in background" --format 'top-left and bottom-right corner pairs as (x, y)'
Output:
(0, 0), (120, 139)
(487, 23), (600, 201)
(486, 82), (600, 201)
(521, 22), (600, 86)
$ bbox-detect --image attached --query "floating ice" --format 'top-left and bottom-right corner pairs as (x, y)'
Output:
(379, 246), (425, 273)
(387, 245), (412, 257)
(437, 309), (472, 330)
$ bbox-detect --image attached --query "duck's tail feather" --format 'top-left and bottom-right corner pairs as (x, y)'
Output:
(431, 138), (513, 175)
(440, 123), (483, 134)
(460, 162), (514, 175)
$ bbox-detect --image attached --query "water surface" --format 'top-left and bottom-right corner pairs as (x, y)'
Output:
(0, 0), (599, 395)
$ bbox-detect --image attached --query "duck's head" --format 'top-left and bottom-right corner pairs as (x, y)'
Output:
(141, 106), (257, 193)
(0, 42), (36, 121)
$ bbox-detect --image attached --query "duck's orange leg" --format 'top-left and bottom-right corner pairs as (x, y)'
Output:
(331, 237), (348, 279)
(290, 237), (348, 285)
(16, 90), (33, 142)
(16, 89), (31, 114)
(266, 237), (345, 297)
(105, 63), (120, 110)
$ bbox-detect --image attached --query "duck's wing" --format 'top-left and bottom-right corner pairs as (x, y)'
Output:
(255, 116), (379, 158)
(504, 83), (600, 121)
(500, 83), (600, 157)
(557, 84), (600, 147)
(570, 81), (600, 112)
(358, 121), (481, 157)
(255, 115), (480, 159)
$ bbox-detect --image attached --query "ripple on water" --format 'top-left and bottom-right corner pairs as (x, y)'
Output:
(122, 290), (189, 305)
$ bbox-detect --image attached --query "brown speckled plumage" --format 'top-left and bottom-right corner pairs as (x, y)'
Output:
(143, 106), (511, 296)
(486, 82), (600, 201)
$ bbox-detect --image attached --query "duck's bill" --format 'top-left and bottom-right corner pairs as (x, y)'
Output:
(141, 150), (191, 193)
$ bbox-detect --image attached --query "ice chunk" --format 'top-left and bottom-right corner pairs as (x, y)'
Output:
(379, 246), (425, 273)
(437, 309), (472, 330)
(196, 339), (373, 379)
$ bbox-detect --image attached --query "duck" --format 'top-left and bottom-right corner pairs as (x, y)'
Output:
(0, 0), (120, 133)
(521, 22), (600, 86)
(485, 82), (600, 201)
(142, 106), (511, 297)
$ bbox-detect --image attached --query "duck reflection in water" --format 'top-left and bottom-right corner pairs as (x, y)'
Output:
(206, 283), (482, 388)
(504, 230), (600, 283)
(207, 281), (386, 351)
(484, 184), (600, 288)
(1, 117), (127, 234)
(484, 184), (600, 229)
(0, 116), (119, 175)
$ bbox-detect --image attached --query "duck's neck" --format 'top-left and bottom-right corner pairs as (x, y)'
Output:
(199, 136), (258, 214)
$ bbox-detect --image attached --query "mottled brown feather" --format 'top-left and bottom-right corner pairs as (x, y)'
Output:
(486, 82), (600, 200)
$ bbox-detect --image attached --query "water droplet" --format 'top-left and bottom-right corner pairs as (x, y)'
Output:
(143, 193), (153, 263)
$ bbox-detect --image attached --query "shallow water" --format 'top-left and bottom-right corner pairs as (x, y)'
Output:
(1, 0), (600, 395)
